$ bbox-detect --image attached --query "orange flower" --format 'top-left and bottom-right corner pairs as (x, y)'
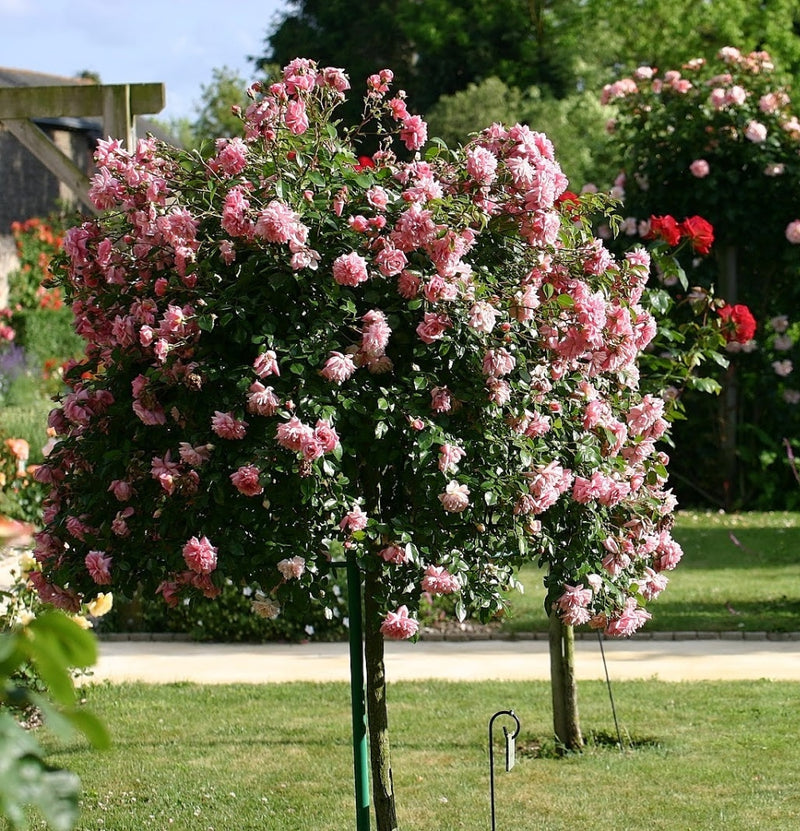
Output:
(4, 438), (29, 461)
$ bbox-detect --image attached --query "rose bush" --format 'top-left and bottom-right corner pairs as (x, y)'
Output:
(601, 45), (800, 300)
(601, 46), (800, 508)
(33, 57), (687, 644)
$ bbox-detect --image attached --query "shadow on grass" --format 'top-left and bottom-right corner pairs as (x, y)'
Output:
(519, 731), (664, 759)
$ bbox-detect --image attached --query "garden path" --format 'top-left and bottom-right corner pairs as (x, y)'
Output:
(5, 548), (799, 685)
(88, 634), (800, 685)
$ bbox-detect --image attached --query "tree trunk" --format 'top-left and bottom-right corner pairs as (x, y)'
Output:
(548, 612), (583, 751)
(718, 244), (739, 509)
(363, 567), (398, 831)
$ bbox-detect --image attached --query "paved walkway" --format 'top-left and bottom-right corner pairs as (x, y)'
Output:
(88, 635), (800, 685)
(5, 547), (800, 685)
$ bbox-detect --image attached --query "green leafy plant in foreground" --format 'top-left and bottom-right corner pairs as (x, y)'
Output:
(0, 612), (109, 831)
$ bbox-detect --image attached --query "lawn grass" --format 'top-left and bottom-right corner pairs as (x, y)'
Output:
(500, 510), (800, 634)
(4, 679), (800, 830)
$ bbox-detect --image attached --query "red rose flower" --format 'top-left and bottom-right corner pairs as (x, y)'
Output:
(646, 215), (682, 247)
(718, 304), (756, 343)
(353, 155), (375, 172)
(680, 215), (715, 255)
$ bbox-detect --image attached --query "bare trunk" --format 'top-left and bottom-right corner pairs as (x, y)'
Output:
(718, 244), (739, 509)
(548, 612), (583, 751)
(363, 568), (398, 831)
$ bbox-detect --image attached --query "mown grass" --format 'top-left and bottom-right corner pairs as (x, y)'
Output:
(501, 510), (800, 634)
(4, 679), (800, 830)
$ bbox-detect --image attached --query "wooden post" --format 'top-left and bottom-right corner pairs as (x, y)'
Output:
(0, 82), (165, 207)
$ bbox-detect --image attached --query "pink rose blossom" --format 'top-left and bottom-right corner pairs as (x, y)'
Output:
(85, 550), (112, 585)
(421, 565), (460, 595)
(439, 481), (470, 512)
(230, 464), (263, 496)
(211, 411), (248, 439)
(247, 381), (281, 415)
(178, 442), (213, 466)
(313, 419), (339, 453)
(254, 200), (304, 244)
(482, 347), (516, 378)
(375, 246), (407, 276)
(182, 535), (218, 574)
(379, 545), (408, 564)
(366, 186), (390, 210)
(361, 309), (392, 356)
(253, 350), (280, 377)
(108, 479), (134, 501)
(221, 187), (253, 238)
(276, 416), (314, 452)
(468, 301), (498, 333)
(332, 252), (370, 286)
(465, 146), (498, 186)
(430, 386), (453, 413)
(416, 312), (452, 344)
(605, 597), (651, 637)
(284, 99), (309, 134)
(277, 556), (306, 579)
(438, 443), (466, 473)
(397, 270), (421, 298)
(380, 605), (419, 640)
(340, 504), (368, 533)
(209, 137), (248, 176)
(689, 159), (710, 178)
(555, 584), (593, 627)
(639, 567), (668, 600)
(744, 120), (767, 143)
(111, 507), (134, 537)
(652, 531), (683, 571)
(399, 114), (428, 151)
(321, 351), (357, 384)
(785, 220), (800, 244)
(151, 451), (181, 495)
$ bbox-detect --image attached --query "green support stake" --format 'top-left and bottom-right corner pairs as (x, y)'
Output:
(346, 552), (371, 830)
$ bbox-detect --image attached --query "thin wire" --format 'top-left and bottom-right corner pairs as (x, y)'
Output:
(597, 630), (625, 752)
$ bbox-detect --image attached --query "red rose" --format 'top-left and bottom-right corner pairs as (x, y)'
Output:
(646, 215), (682, 247)
(718, 304), (756, 343)
(353, 155), (375, 172)
(680, 215), (715, 255)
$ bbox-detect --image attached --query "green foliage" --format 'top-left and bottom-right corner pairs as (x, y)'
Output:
(101, 578), (349, 643)
(425, 78), (525, 148)
(10, 310), (81, 369)
(0, 610), (109, 831)
(522, 91), (617, 189)
(186, 66), (257, 149)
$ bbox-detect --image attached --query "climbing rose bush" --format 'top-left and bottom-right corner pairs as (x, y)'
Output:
(34, 58), (685, 637)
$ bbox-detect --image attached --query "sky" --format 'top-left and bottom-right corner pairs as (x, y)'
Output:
(1, 0), (291, 122)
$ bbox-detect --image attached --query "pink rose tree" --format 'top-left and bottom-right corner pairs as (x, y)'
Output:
(37, 58), (685, 823)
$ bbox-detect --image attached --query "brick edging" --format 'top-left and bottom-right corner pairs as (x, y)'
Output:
(97, 629), (800, 643)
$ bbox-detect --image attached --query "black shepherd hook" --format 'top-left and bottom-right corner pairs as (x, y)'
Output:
(488, 709), (521, 831)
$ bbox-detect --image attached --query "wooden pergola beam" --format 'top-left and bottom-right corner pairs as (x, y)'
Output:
(0, 82), (165, 212)
(0, 83), (165, 121)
